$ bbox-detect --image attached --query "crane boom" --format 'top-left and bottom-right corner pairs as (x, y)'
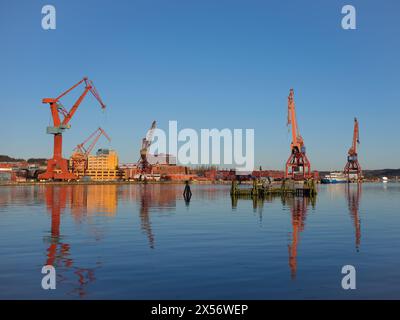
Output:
(349, 117), (359, 156)
(39, 77), (106, 181)
(75, 127), (111, 156)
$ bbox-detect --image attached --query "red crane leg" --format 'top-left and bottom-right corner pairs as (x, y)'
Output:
(285, 151), (311, 180)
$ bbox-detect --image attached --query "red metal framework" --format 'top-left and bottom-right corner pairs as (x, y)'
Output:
(344, 118), (362, 181)
(39, 77), (106, 181)
(285, 89), (311, 180)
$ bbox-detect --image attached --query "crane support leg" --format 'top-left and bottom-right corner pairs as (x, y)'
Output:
(285, 151), (311, 180)
(38, 134), (77, 180)
(344, 158), (362, 182)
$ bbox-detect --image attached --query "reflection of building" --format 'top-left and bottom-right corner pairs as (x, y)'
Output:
(346, 184), (362, 251)
(87, 185), (118, 216)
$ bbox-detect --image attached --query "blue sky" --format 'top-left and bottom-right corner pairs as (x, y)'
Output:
(0, 0), (399, 170)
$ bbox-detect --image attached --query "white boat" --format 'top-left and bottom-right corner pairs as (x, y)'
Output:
(382, 177), (388, 183)
(321, 172), (347, 184)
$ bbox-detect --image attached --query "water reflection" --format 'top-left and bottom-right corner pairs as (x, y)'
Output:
(284, 196), (315, 279)
(231, 192), (316, 279)
(0, 182), (374, 297)
(44, 186), (100, 298)
(346, 183), (362, 251)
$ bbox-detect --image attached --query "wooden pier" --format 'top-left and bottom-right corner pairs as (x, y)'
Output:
(230, 178), (317, 198)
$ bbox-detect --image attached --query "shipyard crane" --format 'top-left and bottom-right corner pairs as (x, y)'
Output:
(38, 77), (106, 181)
(71, 127), (111, 175)
(285, 89), (311, 179)
(138, 121), (156, 174)
(344, 118), (362, 181)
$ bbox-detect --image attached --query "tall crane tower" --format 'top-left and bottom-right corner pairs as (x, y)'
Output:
(344, 118), (362, 182)
(39, 77), (106, 181)
(285, 89), (311, 179)
(71, 127), (111, 176)
(138, 121), (156, 174)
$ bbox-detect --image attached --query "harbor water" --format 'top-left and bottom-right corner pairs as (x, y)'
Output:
(0, 183), (399, 299)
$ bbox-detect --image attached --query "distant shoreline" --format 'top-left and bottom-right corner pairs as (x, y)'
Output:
(0, 180), (226, 187)
(0, 180), (395, 187)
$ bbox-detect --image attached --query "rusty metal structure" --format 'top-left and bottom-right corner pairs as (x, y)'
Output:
(285, 89), (311, 179)
(344, 118), (362, 181)
(138, 120), (156, 174)
(39, 77), (106, 181)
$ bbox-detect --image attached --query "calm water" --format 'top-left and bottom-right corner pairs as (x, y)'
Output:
(0, 183), (399, 299)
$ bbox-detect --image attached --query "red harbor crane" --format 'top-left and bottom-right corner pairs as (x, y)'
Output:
(138, 121), (156, 174)
(285, 89), (311, 179)
(344, 118), (362, 182)
(71, 127), (111, 175)
(39, 77), (106, 181)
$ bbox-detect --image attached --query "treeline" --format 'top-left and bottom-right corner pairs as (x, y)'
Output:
(0, 155), (47, 165)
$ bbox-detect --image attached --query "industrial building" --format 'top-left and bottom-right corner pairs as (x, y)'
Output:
(85, 149), (122, 181)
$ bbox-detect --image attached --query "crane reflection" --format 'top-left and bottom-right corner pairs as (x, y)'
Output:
(282, 195), (315, 279)
(346, 183), (362, 251)
(43, 185), (113, 298)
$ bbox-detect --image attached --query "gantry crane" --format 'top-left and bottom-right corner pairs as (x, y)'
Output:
(285, 89), (311, 179)
(138, 121), (156, 174)
(71, 127), (111, 176)
(344, 118), (362, 182)
(38, 77), (106, 181)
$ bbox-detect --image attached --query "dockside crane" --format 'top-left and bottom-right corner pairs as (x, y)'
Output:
(344, 118), (362, 182)
(285, 89), (311, 179)
(71, 127), (111, 175)
(39, 77), (106, 181)
(138, 121), (156, 174)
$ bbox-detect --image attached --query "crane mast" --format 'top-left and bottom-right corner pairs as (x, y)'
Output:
(138, 121), (157, 175)
(344, 118), (362, 182)
(39, 77), (106, 181)
(285, 89), (311, 179)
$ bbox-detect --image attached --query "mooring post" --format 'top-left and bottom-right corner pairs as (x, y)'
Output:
(183, 180), (192, 202)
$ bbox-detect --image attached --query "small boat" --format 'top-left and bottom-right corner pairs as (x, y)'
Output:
(382, 177), (388, 183)
(321, 172), (347, 184)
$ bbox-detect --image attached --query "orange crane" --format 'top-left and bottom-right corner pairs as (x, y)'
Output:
(71, 127), (111, 176)
(138, 121), (156, 174)
(39, 77), (106, 181)
(285, 89), (311, 179)
(344, 118), (362, 181)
